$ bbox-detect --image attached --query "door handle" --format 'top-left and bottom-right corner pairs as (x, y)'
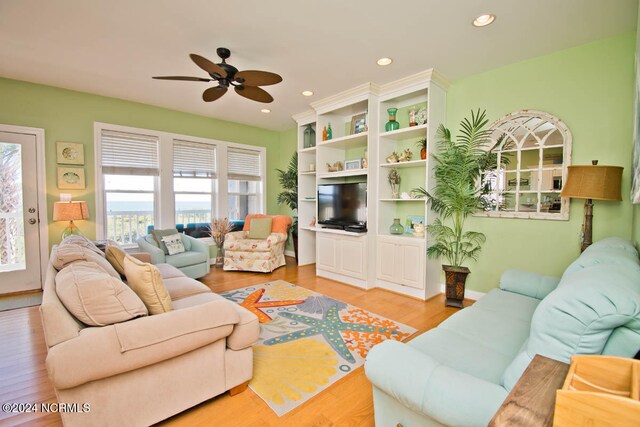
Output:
(28, 218), (37, 225)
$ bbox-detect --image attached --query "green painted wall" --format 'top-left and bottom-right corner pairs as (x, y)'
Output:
(633, 9), (640, 250)
(446, 32), (636, 293)
(0, 77), (295, 249)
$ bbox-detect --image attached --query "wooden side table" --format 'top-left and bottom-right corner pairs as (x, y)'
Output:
(489, 354), (570, 427)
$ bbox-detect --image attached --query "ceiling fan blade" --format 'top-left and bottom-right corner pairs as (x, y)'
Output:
(153, 76), (212, 82)
(234, 70), (282, 86)
(202, 86), (228, 102)
(190, 54), (228, 78)
(235, 86), (273, 103)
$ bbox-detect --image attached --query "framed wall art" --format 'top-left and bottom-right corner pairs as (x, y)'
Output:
(56, 142), (84, 165)
(57, 166), (86, 189)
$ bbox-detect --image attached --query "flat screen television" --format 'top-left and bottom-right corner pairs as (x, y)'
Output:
(317, 182), (367, 229)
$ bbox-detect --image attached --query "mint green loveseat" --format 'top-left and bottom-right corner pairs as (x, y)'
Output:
(365, 237), (640, 426)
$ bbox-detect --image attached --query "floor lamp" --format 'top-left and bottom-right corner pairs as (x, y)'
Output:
(53, 201), (90, 240)
(560, 160), (623, 252)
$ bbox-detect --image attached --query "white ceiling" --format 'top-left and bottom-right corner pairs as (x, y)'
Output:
(0, 0), (637, 131)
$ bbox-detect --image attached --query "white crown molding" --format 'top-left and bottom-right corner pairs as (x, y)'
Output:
(378, 68), (450, 101)
(310, 82), (381, 115)
(292, 110), (316, 125)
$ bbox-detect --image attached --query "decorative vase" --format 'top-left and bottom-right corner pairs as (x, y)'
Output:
(303, 124), (315, 148)
(420, 147), (427, 160)
(389, 218), (404, 235)
(215, 246), (224, 268)
(327, 123), (333, 140)
(385, 108), (400, 132)
(443, 265), (470, 308)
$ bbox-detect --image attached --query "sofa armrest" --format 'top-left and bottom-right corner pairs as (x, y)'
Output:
(365, 340), (508, 426)
(45, 300), (239, 390)
(182, 234), (209, 256)
(136, 237), (166, 264)
(266, 232), (288, 245)
(224, 231), (247, 245)
(499, 269), (561, 300)
(227, 303), (260, 350)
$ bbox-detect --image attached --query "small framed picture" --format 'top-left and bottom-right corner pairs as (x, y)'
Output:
(56, 142), (84, 165)
(345, 159), (362, 170)
(350, 113), (366, 134)
(406, 215), (425, 232)
(57, 167), (86, 189)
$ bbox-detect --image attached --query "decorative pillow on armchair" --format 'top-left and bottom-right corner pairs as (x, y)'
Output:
(150, 228), (179, 254)
(161, 234), (186, 255)
(248, 218), (273, 239)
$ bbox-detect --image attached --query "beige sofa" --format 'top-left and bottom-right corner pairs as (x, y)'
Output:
(40, 243), (259, 427)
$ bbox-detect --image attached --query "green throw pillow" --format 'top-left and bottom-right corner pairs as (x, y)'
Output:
(248, 218), (272, 239)
(151, 228), (179, 255)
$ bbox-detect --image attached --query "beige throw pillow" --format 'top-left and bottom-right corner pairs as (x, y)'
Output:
(105, 244), (127, 276)
(52, 244), (121, 279)
(55, 262), (148, 326)
(123, 255), (173, 315)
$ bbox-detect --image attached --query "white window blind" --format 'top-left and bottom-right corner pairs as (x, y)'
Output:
(100, 130), (159, 175)
(228, 148), (262, 181)
(173, 140), (217, 178)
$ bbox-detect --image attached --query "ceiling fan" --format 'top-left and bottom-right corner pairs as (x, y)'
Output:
(153, 47), (282, 103)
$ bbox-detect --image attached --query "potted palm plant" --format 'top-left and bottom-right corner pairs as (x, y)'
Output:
(276, 152), (298, 263)
(424, 109), (491, 307)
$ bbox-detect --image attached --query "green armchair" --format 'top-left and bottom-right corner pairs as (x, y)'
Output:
(137, 233), (209, 279)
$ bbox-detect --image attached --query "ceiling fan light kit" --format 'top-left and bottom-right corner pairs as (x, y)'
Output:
(153, 47), (283, 104)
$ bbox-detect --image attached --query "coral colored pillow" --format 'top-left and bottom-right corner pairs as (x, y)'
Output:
(243, 215), (291, 235)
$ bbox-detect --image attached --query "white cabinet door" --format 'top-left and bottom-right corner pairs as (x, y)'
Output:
(376, 239), (397, 282)
(340, 237), (366, 279)
(317, 234), (338, 272)
(399, 242), (425, 289)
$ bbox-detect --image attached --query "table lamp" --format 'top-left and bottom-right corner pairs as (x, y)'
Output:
(560, 160), (623, 252)
(53, 201), (90, 240)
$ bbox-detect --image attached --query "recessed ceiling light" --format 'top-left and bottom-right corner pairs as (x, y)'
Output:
(473, 14), (495, 27)
(261, 109), (271, 113)
(377, 57), (393, 66)
(302, 90), (314, 97)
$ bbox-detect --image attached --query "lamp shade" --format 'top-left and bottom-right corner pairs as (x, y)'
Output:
(560, 165), (623, 201)
(53, 201), (90, 221)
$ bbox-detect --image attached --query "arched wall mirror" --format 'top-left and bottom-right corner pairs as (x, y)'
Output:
(477, 110), (572, 220)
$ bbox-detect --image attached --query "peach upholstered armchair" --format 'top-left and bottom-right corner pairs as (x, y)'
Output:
(223, 215), (291, 272)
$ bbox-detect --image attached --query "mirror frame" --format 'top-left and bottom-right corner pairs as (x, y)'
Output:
(475, 109), (572, 220)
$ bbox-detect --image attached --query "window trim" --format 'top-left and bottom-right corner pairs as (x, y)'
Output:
(94, 122), (267, 243)
(474, 110), (572, 221)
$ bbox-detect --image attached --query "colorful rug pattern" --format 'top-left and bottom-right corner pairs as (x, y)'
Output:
(221, 281), (416, 416)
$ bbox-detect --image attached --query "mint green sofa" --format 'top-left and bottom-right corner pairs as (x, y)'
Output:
(365, 237), (640, 426)
(137, 234), (209, 279)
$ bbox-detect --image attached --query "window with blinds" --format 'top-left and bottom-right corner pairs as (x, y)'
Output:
(227, 147), (263, 220)
(100, 130), (159, 175)
(173, 140), (217, 178)
(228, 148), (262, 181)
(173, 140), (216, 229)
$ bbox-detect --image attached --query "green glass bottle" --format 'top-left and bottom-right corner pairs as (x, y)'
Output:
(327, 123), (333, 140)
(389, 218), (405, 235)
(385, 108), (400, 131)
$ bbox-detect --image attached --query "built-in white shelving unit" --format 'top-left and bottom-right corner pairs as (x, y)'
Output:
(292, 70), (448, 299)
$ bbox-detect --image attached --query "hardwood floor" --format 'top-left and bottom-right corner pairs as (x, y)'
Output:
(0, 258), (470, 426)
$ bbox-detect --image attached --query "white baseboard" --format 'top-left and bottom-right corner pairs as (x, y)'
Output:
(440, 284), (486, 301)
(284, 250), (295, 257)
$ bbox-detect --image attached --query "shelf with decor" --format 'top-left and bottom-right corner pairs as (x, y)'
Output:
(317, 169), (368, 179)
(317, 132), (368, 149)
(293, 111), (319, 267)
(380, 159), (427, 168)
(375, 69), (448, 300)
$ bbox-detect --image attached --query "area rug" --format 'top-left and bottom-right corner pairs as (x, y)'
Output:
(221, 280), (416, 416)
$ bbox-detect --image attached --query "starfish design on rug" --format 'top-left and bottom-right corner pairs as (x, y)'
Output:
(239, 288), (305, 323)
(263, 305), (403, 363)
